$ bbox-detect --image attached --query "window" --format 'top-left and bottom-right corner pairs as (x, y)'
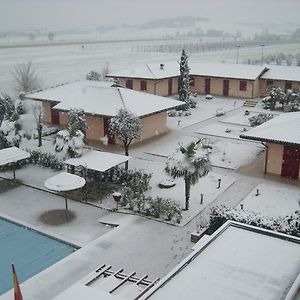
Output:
(190, 77), (195, 87)
(240, 80), (247, 91)
(266, 80), (274, 87)
(140, 80), (147, 91)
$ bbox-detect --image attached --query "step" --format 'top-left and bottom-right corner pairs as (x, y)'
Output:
(243, 100), (258, 107)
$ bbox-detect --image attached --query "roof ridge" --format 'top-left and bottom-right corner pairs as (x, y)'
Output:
(117, 88), (127, 110)
(146, 64), (156, 79)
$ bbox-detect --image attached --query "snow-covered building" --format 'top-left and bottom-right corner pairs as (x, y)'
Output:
(107, 62), (300, 99)
(260, 65), (300, 96)
(141, 221), (300, 300)
(25, 80), (183, 145)
(107, 62), (268, 98)
(240, 112), (300, 180)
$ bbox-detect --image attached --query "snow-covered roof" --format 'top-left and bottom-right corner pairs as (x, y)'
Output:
(142, 221), (300, 300)
(64, 150), (130, 172)
(0, 147), (30, 166)
(107, 62), (268, 80)
(44, 172), (86, 192)
(26, 80), (183, 117)
(52, 283), (125, 300)
(240, 112), (300, 145)
(261, 65), (300, 82)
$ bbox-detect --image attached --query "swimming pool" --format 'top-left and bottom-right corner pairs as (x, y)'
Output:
(0, 217), (78, 295)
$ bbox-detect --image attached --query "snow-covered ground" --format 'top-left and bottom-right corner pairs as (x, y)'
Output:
(1, 48), (300, 299)
(167, 97), (244, 129)
(241, 183), (300, 218)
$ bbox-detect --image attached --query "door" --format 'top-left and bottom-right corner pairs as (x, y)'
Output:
(223, 80), (229, 96)
(50, 102), (60, 125)
(205, 78), (211, 94)
(126, 79), (133, 89)
(168, 78), (172, 96)
(285, 81), (292, 92)
(103, 118), (115, 145)
(281, 146), (300, 179)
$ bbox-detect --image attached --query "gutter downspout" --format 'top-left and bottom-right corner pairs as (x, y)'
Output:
(261, 142), (268, 174)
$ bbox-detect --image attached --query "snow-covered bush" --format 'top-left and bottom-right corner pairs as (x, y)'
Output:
(167, 109), (191, 117)
(209, 205), (300, 237)
(28, 150), (64, 169)
(122, 194), (182, 224)
(286, 89), (300, 111)
(0, 93), (15, 125)
(68, 108), (86, 133)
(86, 70), (101, 81)
(86, 167), (152, 196)
(16, 101), (25, 114)
(54, 108), (86, 159)
(249, 113), (274, 127)
(54, 126), (84, 159)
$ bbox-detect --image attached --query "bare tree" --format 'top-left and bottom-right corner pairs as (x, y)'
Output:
(101, 62), (110, 80)
(11, 62), (42, 93)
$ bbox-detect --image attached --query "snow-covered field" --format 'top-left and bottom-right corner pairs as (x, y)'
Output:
(1, 41), (300, 96)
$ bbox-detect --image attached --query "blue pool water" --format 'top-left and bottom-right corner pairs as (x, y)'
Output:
(0, 217), (78, 295)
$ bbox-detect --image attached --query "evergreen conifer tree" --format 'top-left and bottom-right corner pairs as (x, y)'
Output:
(178, 49), (191, 106)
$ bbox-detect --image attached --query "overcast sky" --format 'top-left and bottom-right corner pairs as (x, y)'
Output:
(1, 0), (300, 31)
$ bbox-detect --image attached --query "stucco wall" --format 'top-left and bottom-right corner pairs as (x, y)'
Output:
(84, 112), (167, 145)
(253, 78), (260, 98)
(266, 143), (283, 175)
(119, 77), (178, 96)
(140, 112), (167, 141)
(85, 115), (105, 141)
(259, 80), (284, 97)
(59, 111), (68, 126)
(293, 81), (300, 91)
(259, 80), (300, 97)
(191, 76), (254, 98)
(42, 101), (52, 124)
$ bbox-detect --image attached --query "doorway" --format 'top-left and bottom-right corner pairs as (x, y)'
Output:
(205, 78), (211, 94)
(168, 78), (172, 96)
(223, 80), (229, 96)
(281, 146), (300, 179)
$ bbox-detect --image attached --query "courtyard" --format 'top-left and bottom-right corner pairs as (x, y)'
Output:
(0, 95), (299, 300)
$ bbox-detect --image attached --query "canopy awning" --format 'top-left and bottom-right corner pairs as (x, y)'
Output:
(0, 147), (30, 166)
(64, 151), (130, 173)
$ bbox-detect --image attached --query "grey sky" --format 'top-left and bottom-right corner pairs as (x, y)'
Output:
(1, 0), (300, 31)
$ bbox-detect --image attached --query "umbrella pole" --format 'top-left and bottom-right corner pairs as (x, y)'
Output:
(13, 162), (16, 182)
(65, 192), (68, 219)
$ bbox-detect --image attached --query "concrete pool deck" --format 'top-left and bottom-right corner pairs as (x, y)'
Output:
(0, 167), (194, 300)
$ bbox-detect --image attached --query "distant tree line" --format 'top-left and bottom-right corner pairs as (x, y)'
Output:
(243, 52), (300, 66)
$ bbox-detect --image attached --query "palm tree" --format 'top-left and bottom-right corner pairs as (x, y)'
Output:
(165, 139), (211, 210)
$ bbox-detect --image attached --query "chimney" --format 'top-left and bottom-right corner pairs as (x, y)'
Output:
(160, 63), (164, 70)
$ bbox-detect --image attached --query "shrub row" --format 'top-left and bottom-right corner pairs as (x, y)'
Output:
(209, 205), (300, 237)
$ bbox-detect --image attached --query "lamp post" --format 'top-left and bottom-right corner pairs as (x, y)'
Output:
(261, 44), (265, 65)
(235, 45), (240, 64)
